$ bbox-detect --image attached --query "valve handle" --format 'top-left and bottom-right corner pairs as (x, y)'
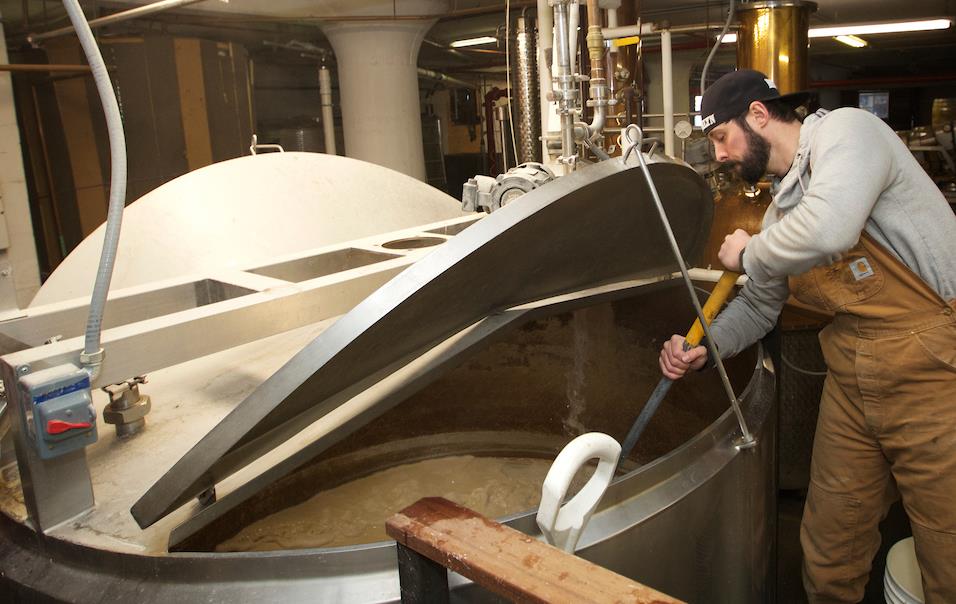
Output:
(46, 419), (92, 435)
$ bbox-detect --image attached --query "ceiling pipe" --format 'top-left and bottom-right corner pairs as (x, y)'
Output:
(584, 0), (609, 142)
(417, 67), (475, 89)
(28, 0), (217, 44)
(0, 63), (92, 72)
(422, 38), (504, 57)
(438, 1), (537, 20)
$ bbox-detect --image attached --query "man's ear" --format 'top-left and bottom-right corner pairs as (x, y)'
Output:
(748, 100), (770, 128)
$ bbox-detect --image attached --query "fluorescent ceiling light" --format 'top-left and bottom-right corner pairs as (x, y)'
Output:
(834, 35), (868, 48)
(450, 36), (497, 48)
(810, 19), (952, 38)
(717, 18), (952, 44)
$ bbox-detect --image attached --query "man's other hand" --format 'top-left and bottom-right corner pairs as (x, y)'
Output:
(718, 228), (752, 272)
(659, 334), (709, 380)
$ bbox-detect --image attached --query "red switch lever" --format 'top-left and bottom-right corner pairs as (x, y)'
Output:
(46, 419), (92, 435)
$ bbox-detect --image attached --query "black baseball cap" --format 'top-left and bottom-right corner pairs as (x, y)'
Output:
(699, 69), (811, 134)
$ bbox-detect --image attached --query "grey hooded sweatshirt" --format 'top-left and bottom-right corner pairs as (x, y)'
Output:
(708, 107), (956, 359)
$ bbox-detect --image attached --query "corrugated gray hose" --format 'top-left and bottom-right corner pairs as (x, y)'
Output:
(62, 0), (127, 379)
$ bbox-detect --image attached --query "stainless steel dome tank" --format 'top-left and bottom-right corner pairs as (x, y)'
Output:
(0, 152), (776, 603)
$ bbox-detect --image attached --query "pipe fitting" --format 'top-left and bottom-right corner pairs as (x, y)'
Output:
(79, 348), (105, 382)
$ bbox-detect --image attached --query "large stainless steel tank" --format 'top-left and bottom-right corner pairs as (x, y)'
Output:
(0, 152), (776, 603)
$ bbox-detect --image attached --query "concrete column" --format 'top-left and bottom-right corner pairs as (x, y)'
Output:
(322, 7), (444, 181)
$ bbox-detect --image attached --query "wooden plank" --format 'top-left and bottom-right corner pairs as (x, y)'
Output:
(173, 38), (213, 171)
(386, 497), (684, 604)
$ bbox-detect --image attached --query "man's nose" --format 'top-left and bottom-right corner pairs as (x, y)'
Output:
(713, 142), (729, 162)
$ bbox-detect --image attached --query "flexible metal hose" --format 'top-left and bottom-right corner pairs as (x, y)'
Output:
(62, 0), (127, 378)
(700, 0), (736, 95)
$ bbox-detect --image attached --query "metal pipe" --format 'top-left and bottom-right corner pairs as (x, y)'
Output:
(567, 0), (579, 80)
(423, 38), (504, 57)
(622, 86), (635, 126)
(484, 87), (509, 175)
(496, 105), (510, 172)
(553, 0), (577, 169)
(700, 0), (736, 95)
(319, 65), (336, 156)
(662, 22), (739, 34)
(603, 21), (737, 39)
(601, 23), (655, 39)
(514, 15), (541, 164)
(416, 67), (474, 90)
(607, 7), (619, 36)
(537, 0), (554, 163)
(438, 0), (537, 20)
(584, 0), (608, 142)
(603, 6), (619, 115)
(29, 0), (215, 44)
(0, 63), (92, 72)
(661, 29), (674, 156)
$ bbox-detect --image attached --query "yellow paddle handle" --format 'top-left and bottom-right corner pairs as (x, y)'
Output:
(684, 271), (740, 347)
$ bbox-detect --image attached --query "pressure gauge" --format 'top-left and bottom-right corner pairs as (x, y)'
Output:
(674, 120), (693, 140)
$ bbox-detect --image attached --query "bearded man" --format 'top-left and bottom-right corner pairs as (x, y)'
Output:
(659, 69), (956, 603)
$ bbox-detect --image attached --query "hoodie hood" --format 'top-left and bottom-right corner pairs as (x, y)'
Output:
(770, 108), (829, 210)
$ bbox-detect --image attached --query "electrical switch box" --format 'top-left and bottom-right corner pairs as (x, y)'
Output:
(18, 364), (97, 460)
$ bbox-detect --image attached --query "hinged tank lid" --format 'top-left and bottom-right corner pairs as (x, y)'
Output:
(131, 156), (714, 529)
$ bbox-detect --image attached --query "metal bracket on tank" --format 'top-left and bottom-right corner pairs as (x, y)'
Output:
(734, 436), (759, 450)
(621, 124), (757, 448)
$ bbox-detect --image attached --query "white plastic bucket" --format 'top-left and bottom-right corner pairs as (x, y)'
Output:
(884, 537), (925, 604)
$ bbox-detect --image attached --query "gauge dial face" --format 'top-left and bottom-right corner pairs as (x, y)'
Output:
(674, 120), (693, 139)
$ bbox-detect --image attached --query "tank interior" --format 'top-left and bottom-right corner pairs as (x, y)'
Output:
(175, 283), (756, 552)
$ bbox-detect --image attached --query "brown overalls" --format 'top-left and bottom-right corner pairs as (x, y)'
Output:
(788, 233), (956, 603)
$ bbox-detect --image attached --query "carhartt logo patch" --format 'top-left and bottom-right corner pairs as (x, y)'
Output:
(701, 114), (716, 129)
(850, 257), (875, 281)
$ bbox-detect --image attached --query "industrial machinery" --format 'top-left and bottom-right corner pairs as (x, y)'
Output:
(0, 145), (777, 602)
(897, 98), (956, 204)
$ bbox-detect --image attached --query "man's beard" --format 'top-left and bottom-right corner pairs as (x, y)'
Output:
(728, 119), (770, 185)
